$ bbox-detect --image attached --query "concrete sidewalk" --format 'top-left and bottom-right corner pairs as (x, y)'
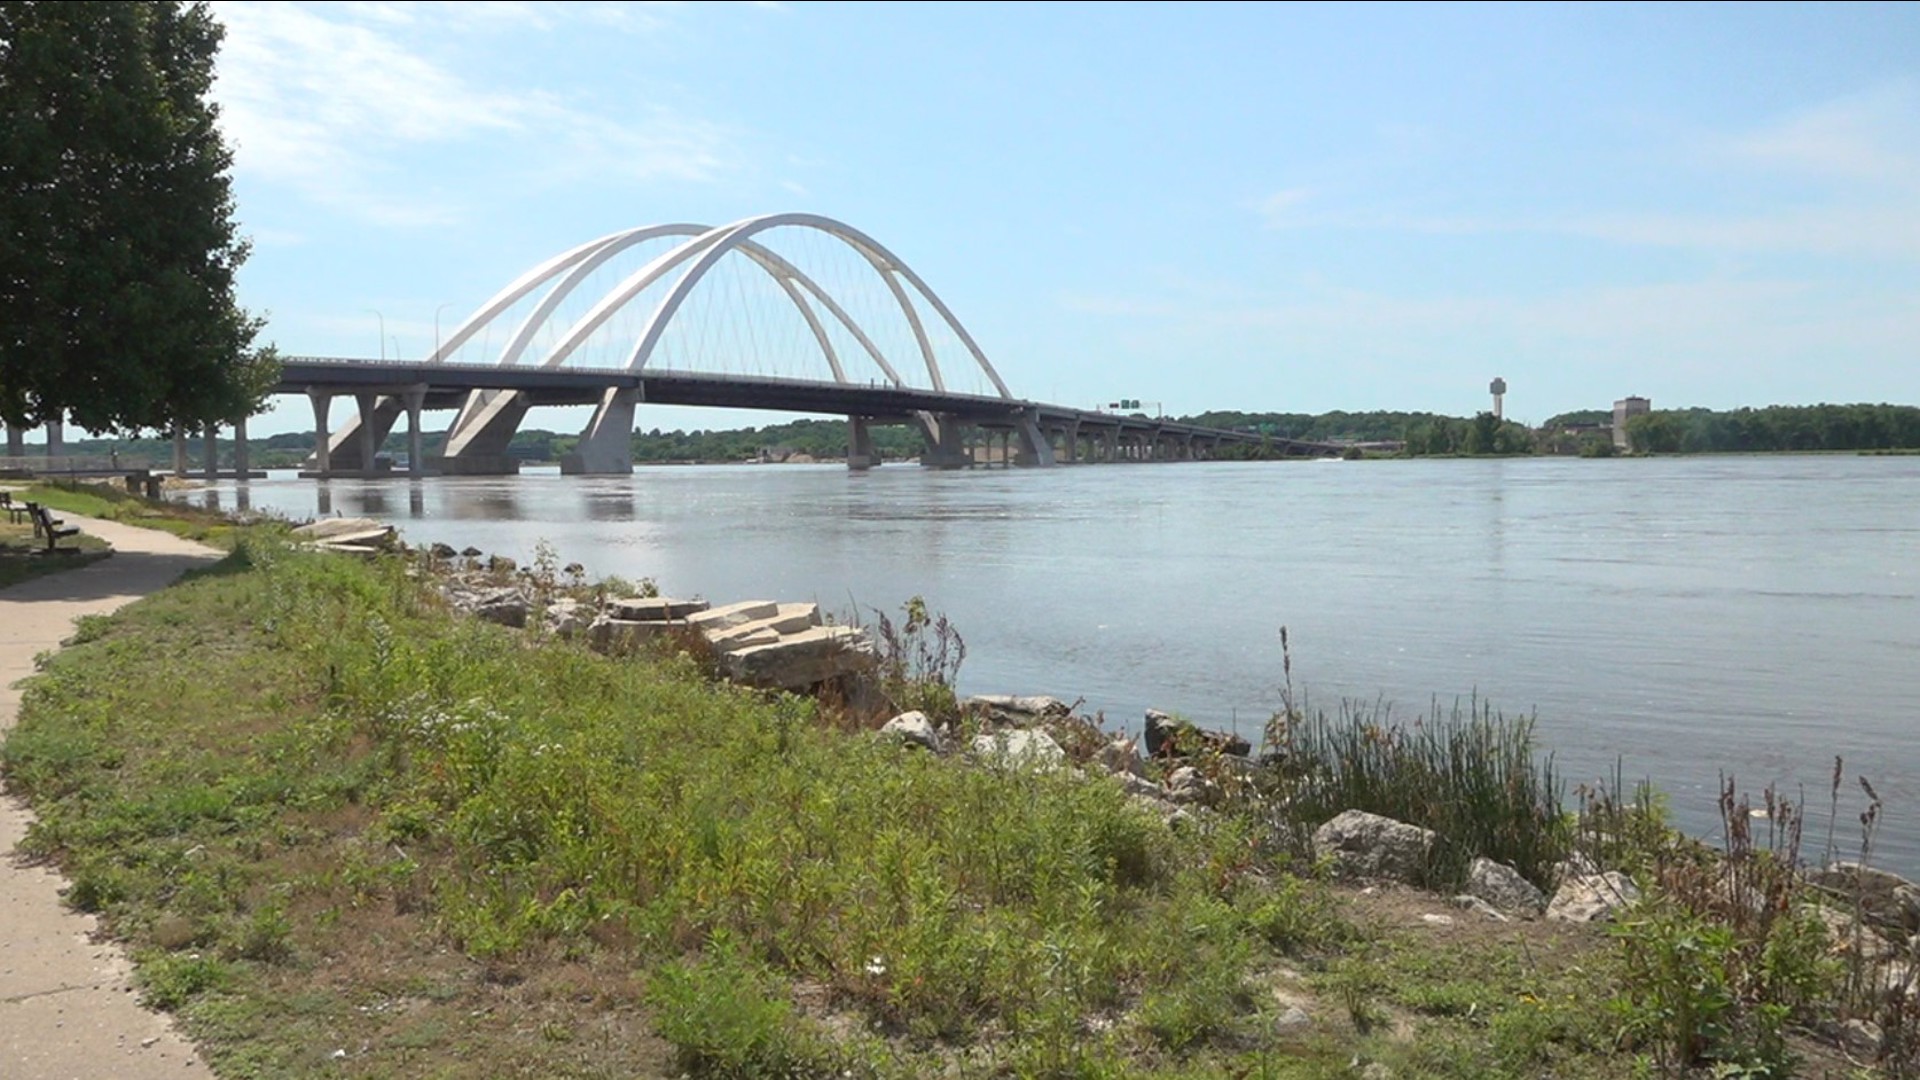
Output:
(1, 514), (221, 1079)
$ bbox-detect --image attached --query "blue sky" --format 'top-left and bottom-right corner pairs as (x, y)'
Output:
(205, 1), (1920, 436)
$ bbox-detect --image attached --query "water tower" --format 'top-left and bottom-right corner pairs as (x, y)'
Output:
(1489, 377), (1507, 420)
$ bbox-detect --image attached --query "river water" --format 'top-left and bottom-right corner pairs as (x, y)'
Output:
(181, 455), (1920, 873)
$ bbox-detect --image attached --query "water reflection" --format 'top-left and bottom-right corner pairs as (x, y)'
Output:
(167, 458), (1920, 874)
(434, 482), (521, 522)
(582, 489), (634, 521)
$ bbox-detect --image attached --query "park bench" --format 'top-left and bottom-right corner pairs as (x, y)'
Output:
(27, 502), (81, 553)
(0, 492), (27, 525)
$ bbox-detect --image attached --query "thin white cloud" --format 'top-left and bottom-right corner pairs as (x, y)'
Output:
(1728, 80), (1920, 186)
(1254, 188), (1314, 229)
(210, 1), (730, 227)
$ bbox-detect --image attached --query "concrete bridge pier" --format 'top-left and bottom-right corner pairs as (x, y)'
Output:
(846, 416), (878, 470)
(401, 387), (427, 478)
(307, 391), (332, 476)
(914, 411), (972, 469)
(1012, 410), (1057, 467)
(304, 395), (403, 475)
(561, 386), (639, 475)
(431, 389), (527, 475)
(5, 423), (22, 458)
(356, 394), (381, 478)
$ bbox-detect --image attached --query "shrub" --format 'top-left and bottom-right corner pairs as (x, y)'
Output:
(1261, 696), (1566, 889)
(646, 940), (835, 1078)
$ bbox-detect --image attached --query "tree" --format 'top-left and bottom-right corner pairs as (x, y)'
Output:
(0, 1), (261, 435)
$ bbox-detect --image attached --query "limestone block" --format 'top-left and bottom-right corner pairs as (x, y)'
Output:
(721, 625), (874, 689)
(608, 596), (710, 622)
(1546, 872), (1641, 923)
(1311, 810), (1436, 884)
(969, 728), (1066, 771)
(1467, 857), (1546, 915)
(686, 600), (780, 632)
(587, 616), (681, 651)
(964, 695), (1071, 725)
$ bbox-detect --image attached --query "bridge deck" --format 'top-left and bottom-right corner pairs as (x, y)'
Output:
(276, 357), (1340, 456)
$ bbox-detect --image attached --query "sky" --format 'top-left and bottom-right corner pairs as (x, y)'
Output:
(198, 1), (1920, 436)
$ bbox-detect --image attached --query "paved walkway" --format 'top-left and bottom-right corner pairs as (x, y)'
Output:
(1, 513), (220, 1078)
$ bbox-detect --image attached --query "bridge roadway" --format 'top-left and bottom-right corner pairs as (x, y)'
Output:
(273, 356), (1339, 476)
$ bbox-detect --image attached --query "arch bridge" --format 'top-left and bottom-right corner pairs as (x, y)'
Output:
(268, 213), (1332, 475)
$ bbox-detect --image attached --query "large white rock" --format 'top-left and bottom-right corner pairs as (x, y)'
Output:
(880, 711), (944, 754)
(1311, 810), (1436, 884)
(1468, 857), (1546, 914)
(721, 624), (874, 689)
(1546, 872), (1641, 923)
(969, 728), (1066, 771)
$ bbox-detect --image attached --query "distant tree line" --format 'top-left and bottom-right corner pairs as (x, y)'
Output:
(1179, 409), (1449, 443)
(1180, 409), (1532, 457)
(1625, 404), (1920, 454)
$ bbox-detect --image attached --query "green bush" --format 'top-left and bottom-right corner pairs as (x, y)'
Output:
(646, 940), (835, 1078)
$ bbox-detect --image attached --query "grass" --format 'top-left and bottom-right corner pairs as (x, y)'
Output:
(19, 480), (247, 547)
(0, 536), (1378, 1076)
(3, 531), (1909, 1077)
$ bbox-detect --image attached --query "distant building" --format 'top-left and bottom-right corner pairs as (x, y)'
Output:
(1613, 396), (1651, 449)
(1490, 377), (1507, 420)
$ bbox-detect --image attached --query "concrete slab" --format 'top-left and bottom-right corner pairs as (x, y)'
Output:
(684, 600), (779, 632)
(1, 513), (220, 1079)
(607, 596), (709, 622)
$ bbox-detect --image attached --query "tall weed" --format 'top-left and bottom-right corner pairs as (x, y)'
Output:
(1262, 695), (1566, 888)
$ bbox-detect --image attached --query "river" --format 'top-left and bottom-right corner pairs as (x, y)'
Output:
(179, 454), (1920, 873)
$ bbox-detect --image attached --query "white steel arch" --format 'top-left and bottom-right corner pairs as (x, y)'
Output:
(431, 214), (1012, 399)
